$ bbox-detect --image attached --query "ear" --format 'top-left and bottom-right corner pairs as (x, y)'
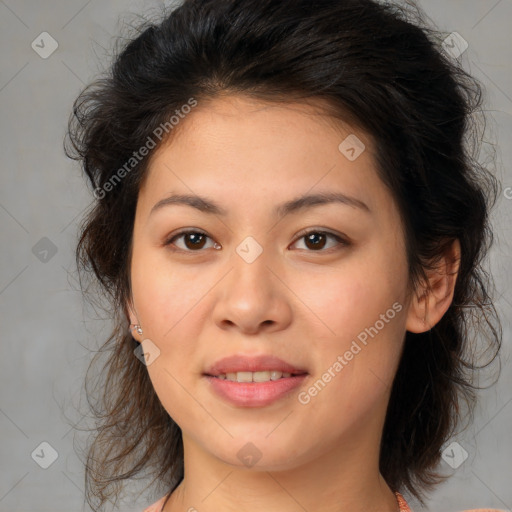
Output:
(406, 239), (461, 333)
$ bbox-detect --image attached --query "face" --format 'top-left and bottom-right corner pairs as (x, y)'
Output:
(128, 94), (413, 471)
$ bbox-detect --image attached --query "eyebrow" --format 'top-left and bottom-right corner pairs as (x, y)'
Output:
(149, 191), (371, 218)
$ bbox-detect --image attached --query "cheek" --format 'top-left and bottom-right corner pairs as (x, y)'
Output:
(291, 247), (408, 341)
(293, 245), (408, 400)
(130, 248), (213, 338)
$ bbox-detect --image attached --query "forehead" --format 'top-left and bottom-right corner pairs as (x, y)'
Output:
(137, 94), (391, 219)
(149, 94), (369, 161)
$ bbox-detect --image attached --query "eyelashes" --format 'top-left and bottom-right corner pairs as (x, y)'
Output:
(164, 228), (350, 254)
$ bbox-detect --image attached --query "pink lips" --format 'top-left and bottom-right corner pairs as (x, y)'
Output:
(205, 374), (308, 407)
(203, 354), (308, 408)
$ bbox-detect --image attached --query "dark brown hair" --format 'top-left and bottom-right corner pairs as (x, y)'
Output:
(65, 0), (502, 509)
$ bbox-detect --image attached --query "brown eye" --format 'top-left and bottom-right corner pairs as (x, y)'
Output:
(165, 230), (218, 251)
(304, 232), (327, 250)
(183, 233), (207, 250)
(291, 230), (348, 251)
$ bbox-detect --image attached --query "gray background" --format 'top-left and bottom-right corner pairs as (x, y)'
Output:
(0, 1), (511, 511)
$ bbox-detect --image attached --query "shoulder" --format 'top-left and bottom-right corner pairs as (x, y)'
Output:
(398, 493), (505, 512)
(142, 495), (505, 512)
(142, 496), (167, 512)
(419, 508), (505, 512)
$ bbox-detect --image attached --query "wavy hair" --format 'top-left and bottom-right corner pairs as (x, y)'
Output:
(64, 0), (502, 509)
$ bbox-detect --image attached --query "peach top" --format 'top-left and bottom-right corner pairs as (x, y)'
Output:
(143, 491), (506, 512)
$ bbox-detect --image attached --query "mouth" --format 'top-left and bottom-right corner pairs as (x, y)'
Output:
(203, 354), (309, 407)
(203, 353), (308, 379)
(206, 370), (308, 382)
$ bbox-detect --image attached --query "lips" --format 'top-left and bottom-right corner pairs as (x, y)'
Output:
(203, 354), (309, 407)
(205, 373), (308, 407)
(203, 354), (308, 377)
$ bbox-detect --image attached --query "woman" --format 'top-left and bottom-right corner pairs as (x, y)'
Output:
(65, 0), (504, 511)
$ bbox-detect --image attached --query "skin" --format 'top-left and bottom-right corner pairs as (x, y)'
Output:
(127, 94), (460, 512)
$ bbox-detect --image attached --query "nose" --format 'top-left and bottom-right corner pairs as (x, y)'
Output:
(211, 248), (293, 335)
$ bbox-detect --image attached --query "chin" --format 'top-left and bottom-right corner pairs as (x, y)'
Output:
(207, 434), (313, 471)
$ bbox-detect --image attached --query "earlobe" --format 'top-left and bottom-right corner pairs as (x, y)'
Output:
(405, 239), (461, 334)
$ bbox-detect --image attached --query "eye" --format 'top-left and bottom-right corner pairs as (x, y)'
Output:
(290, 230), (349, 251)
(164, 230), (219, 252)
(164, 229), (348, 253)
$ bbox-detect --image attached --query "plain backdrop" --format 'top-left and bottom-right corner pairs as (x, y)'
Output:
(0, 1), (511, 511)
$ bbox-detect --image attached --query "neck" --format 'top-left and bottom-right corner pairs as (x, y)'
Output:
(164, 433), (398, 512)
